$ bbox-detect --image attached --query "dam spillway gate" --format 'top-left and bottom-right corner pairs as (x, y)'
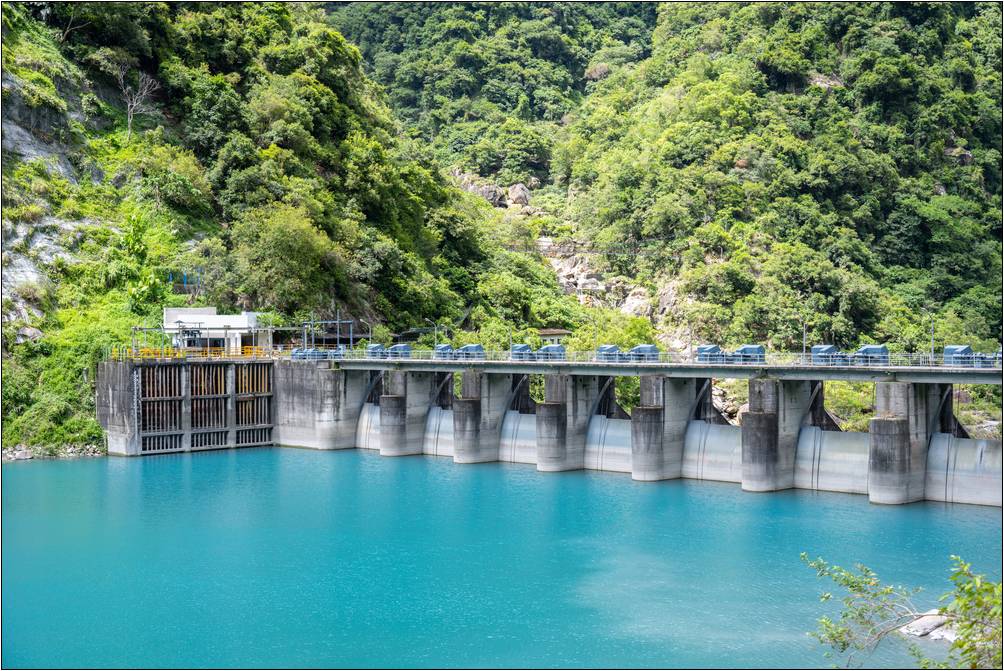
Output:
(102, 361), (275, 455)
(97, 358), (1002, 506)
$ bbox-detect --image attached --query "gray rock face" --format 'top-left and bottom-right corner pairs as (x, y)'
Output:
(508, 183), (531, 205)
(620, 287), (651, 318)
(450, 170), (507, 207)
(15, 326), (44, 343)
(1, 71), (77, 179)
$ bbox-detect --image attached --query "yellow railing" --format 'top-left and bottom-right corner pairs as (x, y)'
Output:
(109, 346), (277, 361)
(111, 347), (186, 360)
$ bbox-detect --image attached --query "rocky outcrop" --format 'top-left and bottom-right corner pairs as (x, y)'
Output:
(2, 443), (105, 461)
(537, 237), (654, 317)
(507, 183), (531, 205)
(0, 70), (78, 179)
(450, 170), (539, 208)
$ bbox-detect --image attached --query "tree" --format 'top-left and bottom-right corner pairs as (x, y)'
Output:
(230, 203), (340, 314)
(802, 553), (1003, 668)
(87, 47), (160, 143)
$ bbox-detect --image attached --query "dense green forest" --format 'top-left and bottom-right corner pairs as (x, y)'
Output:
(330, 2), (658, 183)
(556, 3), (1003, 352)
(334, 2), (1002, 352)
(1, 2), (1001, 449)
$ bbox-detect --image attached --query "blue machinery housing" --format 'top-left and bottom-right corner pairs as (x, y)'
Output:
(279, 341), (999, 369)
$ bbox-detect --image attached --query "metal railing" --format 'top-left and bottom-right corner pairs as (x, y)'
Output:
(103, 345), (1004, 370)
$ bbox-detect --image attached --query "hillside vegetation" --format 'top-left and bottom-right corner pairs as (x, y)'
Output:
(1, 2), (1001, 449)
(556, 3), (1002, 353)
(330, 2), (658, 184)
(0, 2), (593, 447)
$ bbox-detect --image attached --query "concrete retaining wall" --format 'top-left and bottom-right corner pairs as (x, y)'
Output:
(584, 416), (631, 473)
(926, 434), (1002, 506)
(794, 427), (869, 494)
(683, 420), (742, 483)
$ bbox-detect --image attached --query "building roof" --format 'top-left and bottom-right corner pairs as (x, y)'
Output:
(538, 328), (572, 336)
(164, 307), (257, 331)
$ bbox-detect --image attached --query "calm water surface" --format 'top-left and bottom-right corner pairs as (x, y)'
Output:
(3, 448), (1001, 668)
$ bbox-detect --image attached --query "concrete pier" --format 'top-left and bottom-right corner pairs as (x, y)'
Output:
(452, 398), (483, 462)
(868, 417), (911, 504)
(378, 371), (435, 456)
(536, 402), (569, 471)
(378, 394), (410, 456)
(869, 381), (951, 502)
(451, 372), (511, 463)
(741, 379), (780, 491)
(631, 406), (665, 481)
(662, 377), (697, 479)
(741, 379), (814, 491)
(535, 375), (600, 472)
(273, 361), (365, 450)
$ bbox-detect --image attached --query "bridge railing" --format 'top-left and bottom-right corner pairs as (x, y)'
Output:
(102, 345), (1002, 370)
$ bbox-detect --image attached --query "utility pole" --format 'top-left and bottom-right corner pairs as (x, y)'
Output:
(802, 317), (807, 362)
(930, 316), (935, 362)
(687, 318), (693, 361)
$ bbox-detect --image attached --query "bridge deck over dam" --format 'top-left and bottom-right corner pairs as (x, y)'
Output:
(335, 357), (1003, 385)
(96, 354), (1002, 507)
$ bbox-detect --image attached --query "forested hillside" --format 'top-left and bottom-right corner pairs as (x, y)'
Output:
(2, 2), (1001, 450)
(336, 2), (1002, 354)
(0, 2), (593, 448)
(330, 2), (657, 184)
(556, 3), (1003, 352)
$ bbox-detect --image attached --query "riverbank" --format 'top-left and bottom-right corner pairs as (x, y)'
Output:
(2, 444), (105, 461)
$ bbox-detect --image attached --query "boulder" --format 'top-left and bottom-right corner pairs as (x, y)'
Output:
(899, 610), (947, 637)
(943, 147), (973, 166)
(507, 183), (531, 206)
(15, 326), (44, 344)
(928, 625), (957, 642)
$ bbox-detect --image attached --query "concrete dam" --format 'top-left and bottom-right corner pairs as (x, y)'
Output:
(96, 358), (1003, 506)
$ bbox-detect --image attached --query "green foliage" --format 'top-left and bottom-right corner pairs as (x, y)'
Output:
(331, 3), (658, 183)
(1, 3), (585, 446)
(803, 553), (1003, 669)
(2, 2), (83, 112)
(557, 2), (1002, 350)
(230, 203), (340, 314)
(942, 557), (1004, 669)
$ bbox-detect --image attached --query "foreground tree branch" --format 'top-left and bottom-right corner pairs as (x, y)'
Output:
(802, 553), (1002, 669)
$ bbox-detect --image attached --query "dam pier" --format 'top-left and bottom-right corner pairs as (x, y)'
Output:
(97, 354), (1003, 507)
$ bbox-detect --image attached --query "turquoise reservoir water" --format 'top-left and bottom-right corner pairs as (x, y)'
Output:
(3, 448), (1001, 668)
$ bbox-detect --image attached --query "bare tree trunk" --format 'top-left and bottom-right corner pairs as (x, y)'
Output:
(116, 65), (159, 145)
